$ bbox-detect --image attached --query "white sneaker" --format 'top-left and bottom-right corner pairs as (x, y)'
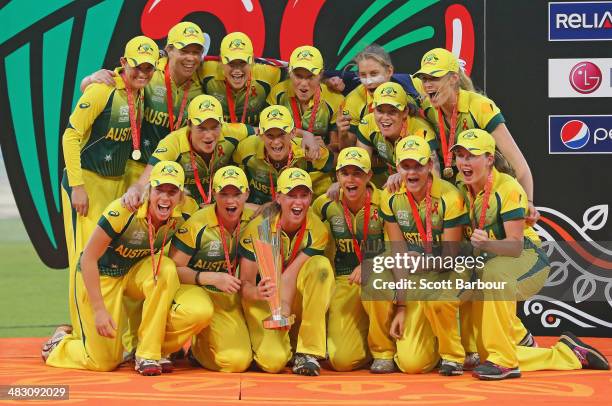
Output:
(41, 325), (72, 361)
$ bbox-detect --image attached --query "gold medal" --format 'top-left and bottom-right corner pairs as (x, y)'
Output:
(132, 149), (142, 161)
(443, 167), (454, 179)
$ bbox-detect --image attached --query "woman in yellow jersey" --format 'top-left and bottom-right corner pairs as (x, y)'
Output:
(239, 168), (334, 376)
(168, 166), (254, 372)
(313, 147), (395, 373)
(233, 105), (333, 205)
(266, 45), (347, 196)
(451, 129), (609, 380)
(355, 82), (438, 190)
(381, 136), (469, 375)
(44, 161), (203, 375)
(122, 94), (253, 209)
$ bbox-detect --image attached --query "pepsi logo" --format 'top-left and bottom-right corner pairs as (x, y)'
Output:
(560, 120), (590, 149)
(569, 62), (602, 94)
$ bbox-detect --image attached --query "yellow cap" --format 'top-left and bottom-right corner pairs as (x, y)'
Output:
(372, 82), (408, 111)
(167, 22), (205, 49)
(124, 36), (159, 67)
(336, 147), (371, 172)
(451, 129), (496, 155)
(414, 48), (459, 78)
(150, 161), (185, 190)
(289, 45), (323, 75)
(276, 168), (313, 194)
(188, 95), (224, 125)
(213, 165), (249, 193)
(259, 105), (294, 134)
(220, 32), (254, 64)
(395, 136), (431, 165)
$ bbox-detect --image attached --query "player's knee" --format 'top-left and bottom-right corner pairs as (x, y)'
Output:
(255, 349), (290, 373)
(302, 255), (334, 286)
(395, 353), (437, 374)
(216, 348), (253, 373)
(328, 349), (366, 372)
(155, 259), (180, 290)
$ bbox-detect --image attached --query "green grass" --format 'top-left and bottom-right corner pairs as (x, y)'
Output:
(0, 218), (69, 337)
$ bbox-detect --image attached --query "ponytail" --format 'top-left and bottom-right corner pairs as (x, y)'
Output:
(493, 150), (516, 177)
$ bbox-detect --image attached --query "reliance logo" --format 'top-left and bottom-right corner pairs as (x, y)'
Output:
(550, 2), (612, 41)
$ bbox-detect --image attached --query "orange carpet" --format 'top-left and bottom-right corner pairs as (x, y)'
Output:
(0, 337), (610, 405)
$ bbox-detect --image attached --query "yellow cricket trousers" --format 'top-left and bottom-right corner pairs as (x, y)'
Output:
(327, 275), (395, 371)
(191, 288), (253, 372)
(242, 255), (334, 372)
(46, 256), (179, 371)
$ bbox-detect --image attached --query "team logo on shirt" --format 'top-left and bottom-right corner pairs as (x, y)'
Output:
(155, 147), (168, 153)
(118, 105), (129, 123)
(331, 216), (346, 233)
(128, 229), (146, 244)
(208, 240), (221, 256)
(79, 102), (90, 109)
(177, 227), (188, 234)
(423, 53), (440, 65)
(229, 38), (246, 51)
(296, 49), (314, 61)
(137, 43), (155, 55)
(108, 210), (120, 217)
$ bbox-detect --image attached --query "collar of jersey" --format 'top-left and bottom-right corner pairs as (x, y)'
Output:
(113, 67), (126, 90)
(457, 89), (470, 113)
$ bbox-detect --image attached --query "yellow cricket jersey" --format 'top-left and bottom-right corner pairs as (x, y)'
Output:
(238, 208), (329, 264)
(171, 204), (254, 291)
(232, 136), (334, 204)
(313, 185), (385, 276)
(457, 168), (540, 243)
(200, 61), (281, 125)
(266, 81), (344, 144)
(63, 70), (143, 186)
(92, 197), (199, 277)
(150, 124), (254, 205)
(139, 57), (205, 164)
(345, 83), (374, 133)
(380, 176), (469, 253)
(356, 112), (438, 172)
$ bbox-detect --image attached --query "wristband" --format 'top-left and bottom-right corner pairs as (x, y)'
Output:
(195, 271), (204, 287)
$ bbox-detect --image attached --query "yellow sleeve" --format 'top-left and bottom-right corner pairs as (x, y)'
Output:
(440, 182), (469, 228)
(62, 83), (113, 186)
(149, 130), (183, 165)
(312, 194), (329, 219)
(97, 199), (131, 238)
(356, 113), (376, 146)
(253, 63), (281, 87)
(322, 85), (344, 126)
(411, 76), (426, 97)
(233, 135), (258, 166)
(345, 86), (366, 127)
(199, 60), (221, 79)
(469, 93), (505, 133)
(180, 196), (200, 217)
(303, 211), (328, 256)
(497, 178), (527, 222)
(266, 81), (286, 106)
(379, 188), (396, 222)
(223, 122), (252, 145)
(311, 143), (334, 172)
(238, 216), (259, 261)
(171, 212), (202, 256)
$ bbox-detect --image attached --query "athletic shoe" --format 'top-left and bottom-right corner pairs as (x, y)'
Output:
(41, 325), (72, 361)
(472, 361), (521, 380)
(518, 330), (538, 347)
(560, 331), (610, 370)
(292, 353), (320, 376)
(370, 358), (396, 374)
(122, 349), (136, 364)
(159, 357), (174, 373)
(439, 359), (464, 376)
(463, 352), (480, 371)
(135, 357), (162, 376)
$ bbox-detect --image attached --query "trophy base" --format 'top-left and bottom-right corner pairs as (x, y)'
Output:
(263, 314), (295, 330)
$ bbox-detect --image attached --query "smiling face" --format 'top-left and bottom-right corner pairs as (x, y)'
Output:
(223, 59), (251, 90)
(337, 165), (371, 202)
(420, 72), (459, 108)
(453, 147), (493, 186)
(397, 158), (432, 194)
(262, 128), (293, 162)
(277, 186), (312, 228)
(358, 58), (393, 93)
(214, 185), (248, 224)
(290, 67), (320, 102)
(167, 44), (203, 81)
(121, 59), (155, 89)
(373, 104), (407, 140)
(149, 183), (182, 223)
(189, 118), (221, 155)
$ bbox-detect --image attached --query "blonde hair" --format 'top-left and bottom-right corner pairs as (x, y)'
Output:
(353, 44), (393, 70)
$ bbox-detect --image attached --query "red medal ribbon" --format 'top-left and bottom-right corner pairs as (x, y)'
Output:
(437, 103), (459, 172)
(469, 170), (494, 230)
(266, 148), (293, 200)
(279, 218), (307, 272)
(188, 131), (216, 205)
(120, 72), (143, 157)
(164, 64), (191, 132)
(218, 211), (241, 277)
(147, 212), (176, 283)
(290, 86), (321, 134)
(341, 189), (371, 263)
(225, 74), (252, 124)
(364, 86), (373, 113)
(405, 177), (433, 254)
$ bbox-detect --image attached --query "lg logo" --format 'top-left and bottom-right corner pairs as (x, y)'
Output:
(569, 61), (602, 94)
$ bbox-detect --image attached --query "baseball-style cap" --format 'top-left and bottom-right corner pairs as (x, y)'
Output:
(372, 82), (408, 111)
(167, 22), (205, 49)
(259, 105), (294, 134)
(188, 95), (224, 125)
(220, 32), (254, 64)
(336, 147), (371, 172)
(276, 168), (313, 194)
(124, 36), (159, 67)
(395, 136), (431, 165)
(289, 45), (324, 75)
(150, 161), (185, 190)
(450, 129), (496, 155)
(414, 48), (459, 78)
(213, 165), (249, 193)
